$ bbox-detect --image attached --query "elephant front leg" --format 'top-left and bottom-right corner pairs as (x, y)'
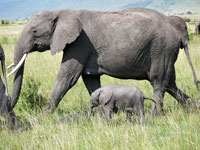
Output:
(45, 59), (84, 113)
(102, 106), (112, 124)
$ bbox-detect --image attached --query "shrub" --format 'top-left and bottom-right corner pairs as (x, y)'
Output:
(189, 32), (195, 41)
(1, 20), (4, 25)
(21, 77), (47, 112)
(0, 20), (10, 25)
(0, 36), (9, 45)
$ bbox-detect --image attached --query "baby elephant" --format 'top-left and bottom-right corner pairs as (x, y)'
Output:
(88, 85), (156, 125)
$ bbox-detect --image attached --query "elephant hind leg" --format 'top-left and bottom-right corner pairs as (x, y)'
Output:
(150, 82), (165, 116)
(166, 82), (200, 110)
(166, 82), (191, 105)
(126, 111), (132, 123)
(165, 64), (192, 105)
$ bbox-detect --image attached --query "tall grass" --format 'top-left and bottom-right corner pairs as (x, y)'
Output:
(0, 18), (200, 150)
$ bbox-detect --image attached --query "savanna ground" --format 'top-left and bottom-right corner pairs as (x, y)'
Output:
(0, 15), (200, 150)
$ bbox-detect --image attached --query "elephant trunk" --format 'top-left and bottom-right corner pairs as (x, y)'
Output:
(0, 45), (8, 96)
(87, 104), (93, 121)
(184, 44), (200, 90)
(10, 28), (32, 108)
(11, 46), (26, 108)
(11, 64), (25, 108)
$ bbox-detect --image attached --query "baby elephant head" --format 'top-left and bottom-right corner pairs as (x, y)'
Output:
(88, 89), (113, 120)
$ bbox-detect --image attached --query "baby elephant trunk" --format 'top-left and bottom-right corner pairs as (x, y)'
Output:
(144, 96), (156, 103)
(87, 104), (93, 121)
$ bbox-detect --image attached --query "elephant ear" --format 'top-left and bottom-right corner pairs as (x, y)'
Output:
(50, 11), (83, 55)
(99, 89), (113, 106)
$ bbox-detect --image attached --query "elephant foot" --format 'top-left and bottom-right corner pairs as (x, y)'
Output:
(182, 98), (200, 111)
(150, 104), (164, 117)
(44, 101), (57, 114)
(9, 117), (23, 130)
(0, 110), (23, 130)
(126, 119), (133, 125)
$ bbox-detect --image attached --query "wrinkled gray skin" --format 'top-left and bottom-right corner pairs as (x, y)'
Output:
(195, 21), (200, 35)
(88, 85), (156, 125)
(9, 8), (199, 115)
(0, 45), (9, 114)
(0, 45), (20, 129)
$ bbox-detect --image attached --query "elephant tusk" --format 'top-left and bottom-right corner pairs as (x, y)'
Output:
(7, 53), (27, 77)
(7, 63), (14, 69)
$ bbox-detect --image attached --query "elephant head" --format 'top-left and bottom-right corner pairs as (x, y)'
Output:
(169, 16), (200, 89)
(90, 89), (113, 107)
(88, 89), (112, 120)
(8, 10), (83, 108)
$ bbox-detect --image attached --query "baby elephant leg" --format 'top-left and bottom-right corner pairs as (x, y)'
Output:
(138, 110), (146, 126)
(125, 108), (133, 123)
(126, 112), (132, 123)
(102, 106), (112, 124)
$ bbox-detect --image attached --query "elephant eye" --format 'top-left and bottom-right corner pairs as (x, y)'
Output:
(32, 28), (37, 34)
(32, 27), (41, 37)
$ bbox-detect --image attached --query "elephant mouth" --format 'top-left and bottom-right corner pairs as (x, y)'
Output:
(34, 43), (50, 52)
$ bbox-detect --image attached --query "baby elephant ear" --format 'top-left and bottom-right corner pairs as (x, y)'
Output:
(99, 89), (113, 106)
(50, 11), (83, 55)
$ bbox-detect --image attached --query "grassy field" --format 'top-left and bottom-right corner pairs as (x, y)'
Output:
(0, 17), (200, 150)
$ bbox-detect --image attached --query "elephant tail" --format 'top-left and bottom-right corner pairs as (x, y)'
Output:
(144, 96), (156, 103)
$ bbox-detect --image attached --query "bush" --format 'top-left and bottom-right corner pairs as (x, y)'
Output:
(1, 20), (4, 25)
(21, 77), (47, 112)
(189, 32), (195, 41)
(0, 20), (10, 25)
(0, 36), (9, 45)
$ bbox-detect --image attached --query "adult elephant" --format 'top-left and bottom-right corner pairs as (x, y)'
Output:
(0, 45), (20, 129)
(8, 8), (199, 115)
(195, 21), (200, 35)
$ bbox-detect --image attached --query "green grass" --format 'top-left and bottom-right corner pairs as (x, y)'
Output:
(0, 18), (200, 150)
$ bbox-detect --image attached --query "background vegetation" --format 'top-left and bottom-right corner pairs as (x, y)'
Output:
(0, 16), (200, 150)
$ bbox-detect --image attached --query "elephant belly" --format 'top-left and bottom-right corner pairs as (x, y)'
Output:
(97, 47), (151, 80)
(82, 12), (153, 80)
(83, 51), (150, 80)
(98, 66), (148, 80)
